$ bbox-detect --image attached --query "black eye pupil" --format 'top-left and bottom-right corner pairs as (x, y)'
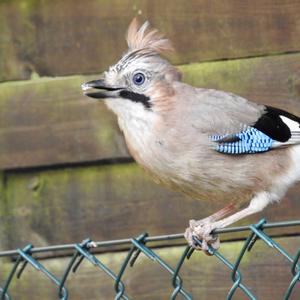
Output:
(133, 73), (145, 85)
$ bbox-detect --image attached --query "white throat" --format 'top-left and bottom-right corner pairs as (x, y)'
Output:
(105, 98), (157, 155)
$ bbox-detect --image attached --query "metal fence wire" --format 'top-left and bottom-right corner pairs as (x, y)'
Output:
(0, 218), (300, 300)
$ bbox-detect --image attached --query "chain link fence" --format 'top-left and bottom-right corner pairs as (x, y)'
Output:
(0, 218), (299, 300)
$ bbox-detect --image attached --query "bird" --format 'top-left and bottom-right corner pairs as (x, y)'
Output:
(81, 18), (300, 253)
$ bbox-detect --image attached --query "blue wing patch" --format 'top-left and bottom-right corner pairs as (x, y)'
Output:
(211, 127), (274, 154)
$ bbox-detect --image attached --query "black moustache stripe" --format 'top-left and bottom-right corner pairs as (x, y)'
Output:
(119, 90), (152, 109)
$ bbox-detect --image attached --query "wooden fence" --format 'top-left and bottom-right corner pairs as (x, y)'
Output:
(0, 0), (300, 299)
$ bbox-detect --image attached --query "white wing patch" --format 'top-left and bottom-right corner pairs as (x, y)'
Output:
(272, 115), (300, 148)
(280, 116), (300, 132)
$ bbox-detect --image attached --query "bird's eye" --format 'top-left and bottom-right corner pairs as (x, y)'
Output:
(132, 72), (145, 86)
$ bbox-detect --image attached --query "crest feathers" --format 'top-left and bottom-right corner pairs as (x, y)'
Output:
(126, 18), (174, 55)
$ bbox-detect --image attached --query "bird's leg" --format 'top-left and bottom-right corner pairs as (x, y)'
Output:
(184, 204), (236, 253)
(184, 192), (271, 254)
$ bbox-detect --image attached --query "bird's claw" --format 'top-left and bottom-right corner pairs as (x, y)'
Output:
(184, 204), (235, 254)
(184, 219), (220, 255)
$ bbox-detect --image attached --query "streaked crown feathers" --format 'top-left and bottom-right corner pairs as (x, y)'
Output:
(126, 18), (174, 55)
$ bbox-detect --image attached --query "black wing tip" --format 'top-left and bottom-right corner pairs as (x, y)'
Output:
(253, 106), (299, 142)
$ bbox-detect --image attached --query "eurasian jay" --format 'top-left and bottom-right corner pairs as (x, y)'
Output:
(82, 19), (300, 253)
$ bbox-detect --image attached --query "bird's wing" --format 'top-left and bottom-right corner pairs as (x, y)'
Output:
(211, 106), (300, 154)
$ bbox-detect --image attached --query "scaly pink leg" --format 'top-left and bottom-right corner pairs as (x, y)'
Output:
(184, 204), (236, 254)
(184, 192), (270, 254)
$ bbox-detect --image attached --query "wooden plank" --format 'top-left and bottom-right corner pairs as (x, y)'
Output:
(1, 53), (300, 170)
(1, 163), (300, 250)
(0, 172), (4, 202)
(181, 53), (300, 110)
(1, 0), (300, 81)
(0, 172), (6, 250)
(0, 75), (130, 170)
(0, 237), (299, 299)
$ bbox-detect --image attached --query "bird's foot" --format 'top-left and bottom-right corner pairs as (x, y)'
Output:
(184, 220), (220, 255)
(184, 204), (235, 255)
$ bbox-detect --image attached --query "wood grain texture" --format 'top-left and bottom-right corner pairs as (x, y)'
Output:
(1, 53), (300, 170)
(0, 75), (130, 170)
(0, 172), (6, 250)
(0, 237), (299, 299)
(181, 53), (300, 111)
(1, 0), (300, 81)
(1, 163), (300, 251)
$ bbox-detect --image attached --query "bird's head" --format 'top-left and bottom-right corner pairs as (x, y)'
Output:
(82, 18), (181, 122)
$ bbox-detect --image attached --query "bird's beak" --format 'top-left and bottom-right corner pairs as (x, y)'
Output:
(81, 79), (124, 99)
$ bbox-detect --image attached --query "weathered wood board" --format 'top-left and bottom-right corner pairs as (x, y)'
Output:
(0, 171), (5, 250)
(1, 162), (299, 251)
(1, 0), (300, 81)
(0, 75), (130, 170)
(1, 53), (300, 170)
(0, 238), (299, 299)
